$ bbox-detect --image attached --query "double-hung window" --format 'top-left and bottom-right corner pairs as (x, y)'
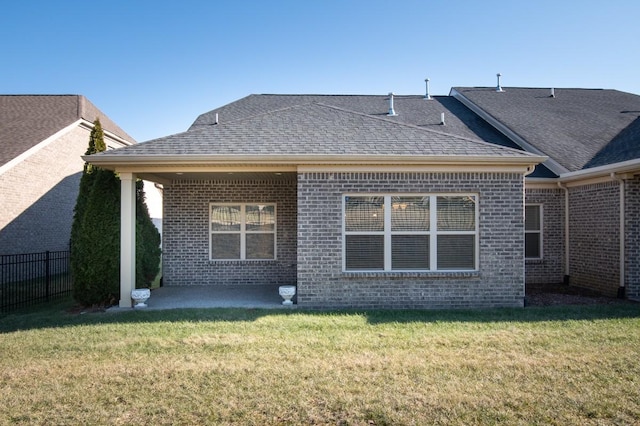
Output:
(343, 194), (478, 271)
(210, 203), (276, 260)
(525, 204), (542, 259)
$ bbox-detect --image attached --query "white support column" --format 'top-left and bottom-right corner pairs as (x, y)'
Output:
(119, 172), (136, 308)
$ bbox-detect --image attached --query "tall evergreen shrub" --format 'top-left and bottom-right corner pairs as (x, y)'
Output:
(71, 119), (108, 304)
(73, 168), (121, 304)
(71, 118), (161, 305)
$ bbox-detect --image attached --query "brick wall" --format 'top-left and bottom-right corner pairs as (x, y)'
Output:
(163, 179), (297, 286)
(625, 175), (640, 300)
(297, 172), (525, 309)
(525, 188), (565, 284)
(568, 181), (620, 296)
(0, 126), (90, 254)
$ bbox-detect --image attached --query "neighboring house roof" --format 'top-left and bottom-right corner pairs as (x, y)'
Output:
(451, 87), (640, 173)
(0, 95), (136, 167)
(88, 101), (544, 169)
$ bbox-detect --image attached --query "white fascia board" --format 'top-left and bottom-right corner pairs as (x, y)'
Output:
(525, 177), (561, 189)
(297, 164), (534, 173)
(525, 158), (640, 188)
(78, 119), (134, 147)
(450, 88), (568, 176)
(84, 154), (546, 171)
(0, 119), (82, 176)
(559, 157), (640, 183)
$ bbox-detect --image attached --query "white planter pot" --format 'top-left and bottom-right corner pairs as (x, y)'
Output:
(278, 285), (296, 306)
(131, 288), (151, 308)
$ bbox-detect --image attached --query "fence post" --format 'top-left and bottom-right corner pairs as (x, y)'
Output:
(45, 251), (51, 301)
(1, 255), (5, 312)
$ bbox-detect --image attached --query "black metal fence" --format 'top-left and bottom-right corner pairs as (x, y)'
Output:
(0, 251), (72, 313)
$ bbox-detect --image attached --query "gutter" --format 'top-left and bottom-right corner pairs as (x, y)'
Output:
(559, 157), (640, 183)
(83, 153), (546, 168)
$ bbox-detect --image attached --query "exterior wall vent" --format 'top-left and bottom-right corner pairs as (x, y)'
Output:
(424, 78), (432, 100)
(387, 92), (398, 116)
(496, 73), (504, 92)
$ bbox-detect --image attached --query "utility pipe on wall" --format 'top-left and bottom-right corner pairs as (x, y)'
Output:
(557, 182), (570, 284)
(611, 173), (626, 298)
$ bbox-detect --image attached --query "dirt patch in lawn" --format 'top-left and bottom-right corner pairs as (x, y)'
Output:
(525, 282), (637, 307)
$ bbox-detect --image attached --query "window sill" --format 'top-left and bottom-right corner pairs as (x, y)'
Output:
(525, 258), (544, 264)
(342, 271), (480, 279)
(209, 259), (277, 264)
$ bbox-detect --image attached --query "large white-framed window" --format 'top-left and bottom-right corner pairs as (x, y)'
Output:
(525, 204), (543, 259)
(209, 203), (276, 260)
(343, 194), (478, 272)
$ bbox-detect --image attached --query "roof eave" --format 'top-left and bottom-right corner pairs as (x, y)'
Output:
(84, 154), (546, 164)
(84, 153), (546, 170)
(559, 157), (640, 183)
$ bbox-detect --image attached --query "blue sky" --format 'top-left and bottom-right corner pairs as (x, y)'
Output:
(2, 0), (639, 142)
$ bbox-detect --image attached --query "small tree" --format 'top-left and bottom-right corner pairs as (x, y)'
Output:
(71, 118), (109, 304)
(73, 167), (121, 304)
(71, 117), (161, 305)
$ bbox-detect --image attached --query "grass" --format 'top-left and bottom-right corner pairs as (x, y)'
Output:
(1, 299), (639, 425)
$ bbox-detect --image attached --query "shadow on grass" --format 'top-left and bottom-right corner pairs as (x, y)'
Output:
(1, 296), (639, 334)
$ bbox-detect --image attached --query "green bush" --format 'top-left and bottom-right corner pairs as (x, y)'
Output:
(71, 119), (162, 306)
(72, 168), (121, 305)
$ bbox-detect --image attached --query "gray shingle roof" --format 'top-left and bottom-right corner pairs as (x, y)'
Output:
(0, 95), (135, 167)
(185, 93), (554, 177)
(191, 94), (521, 149)
(93, 102), (540, 162)
(452, 87), (640, 172)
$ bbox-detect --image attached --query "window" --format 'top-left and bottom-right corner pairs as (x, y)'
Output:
(210, 203), (276, 260)
(525, 204), (542, 259)
(343, 195), (478, 271)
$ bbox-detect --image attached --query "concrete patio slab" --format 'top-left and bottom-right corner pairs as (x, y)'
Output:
(109, 285), (295, 311)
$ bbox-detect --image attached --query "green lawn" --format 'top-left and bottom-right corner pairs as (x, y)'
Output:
(1, 299), (639, 425)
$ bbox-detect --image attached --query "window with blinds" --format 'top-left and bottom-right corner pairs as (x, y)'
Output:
(525, 204), (542, 259)
(210, 203), (276, 260)
(344, 195), (477, 271)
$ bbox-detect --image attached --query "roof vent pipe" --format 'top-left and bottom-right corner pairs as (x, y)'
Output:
(496, 73), (504, 92)
(550, 88), (555, 98)
(387, 92), (397, 116)
(214, 113), (219, 124)
(424, 78), (432, 100)
(440, 112), (445, 125)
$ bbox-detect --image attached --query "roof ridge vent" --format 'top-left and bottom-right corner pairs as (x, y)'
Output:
(496, 73), (504, 92)
(550, 88), (555, 98)
(387, 92), (397, 116)
(424, 78), (432, 100)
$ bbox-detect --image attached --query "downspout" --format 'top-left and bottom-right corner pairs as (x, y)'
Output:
(611, 173), (626, 298)
(557, 181), (570, 284)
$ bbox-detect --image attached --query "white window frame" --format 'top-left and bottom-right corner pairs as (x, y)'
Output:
(342, 194), (479, 272)
(209, 203), (277, 261)
(525, 204), (543, 260)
